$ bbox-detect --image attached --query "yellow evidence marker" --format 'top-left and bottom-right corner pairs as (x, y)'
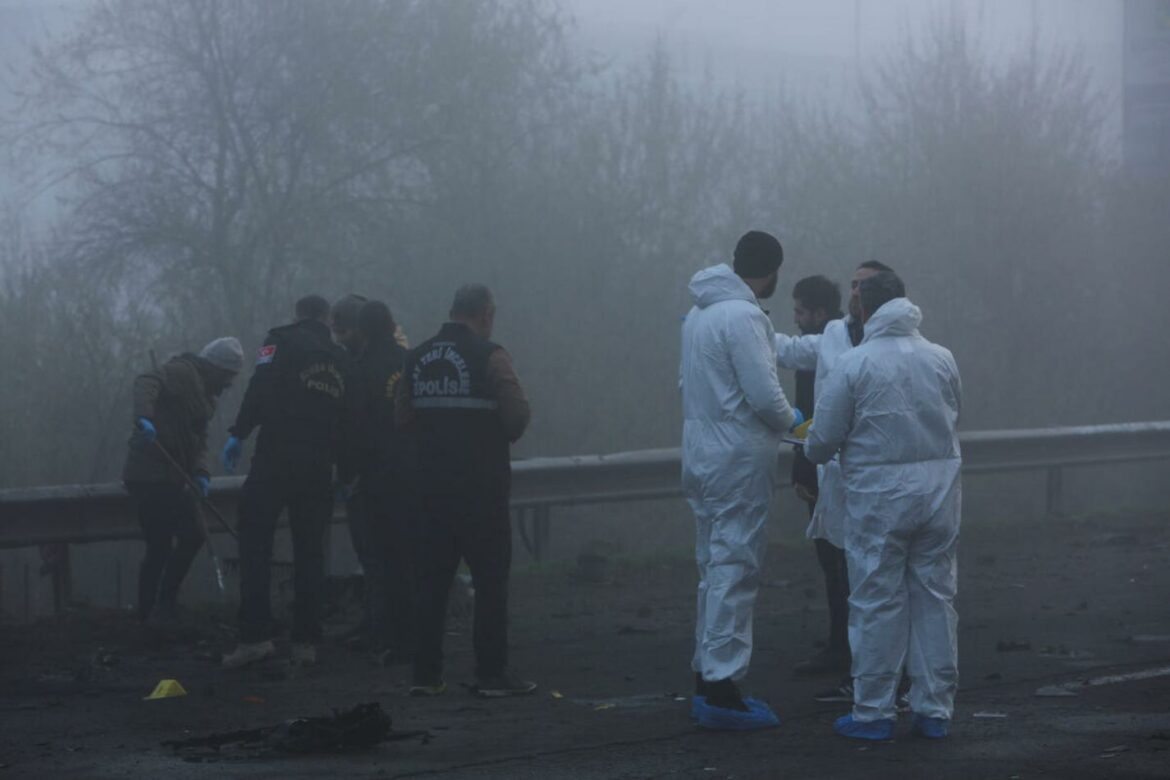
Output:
(144, 679), (188, 700)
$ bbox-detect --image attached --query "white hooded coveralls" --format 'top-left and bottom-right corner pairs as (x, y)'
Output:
(805, 298), (962, 722)
(774, 316), (856, 548)
(680, 264), (797, 683)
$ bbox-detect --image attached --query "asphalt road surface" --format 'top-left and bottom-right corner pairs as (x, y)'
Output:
(2, 509), (1168, 778)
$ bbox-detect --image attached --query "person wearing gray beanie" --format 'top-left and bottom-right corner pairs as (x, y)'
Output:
(199, 337), (245, 374)
(122, 337), (242, 625)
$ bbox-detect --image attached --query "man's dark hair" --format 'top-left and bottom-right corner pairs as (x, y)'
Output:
(358, 300), (396, 344)
(331, 293), (368, 331)
(733, 230), (784, 278)
(858, 270), (906, 317)
(295, 294), (330, 322)
(792, 275), (842, 316)
(858, 259), (893, 274)
(450, 284), (494, 320)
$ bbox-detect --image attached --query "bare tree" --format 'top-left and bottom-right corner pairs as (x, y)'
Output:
(757, 9), (1112, 426)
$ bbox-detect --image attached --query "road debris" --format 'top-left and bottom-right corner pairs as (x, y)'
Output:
(1034, 685), (1077, 698)
(1035, 664), (1170, 697)
(573, 693), (681, 711)
(162, 702), (417, 759)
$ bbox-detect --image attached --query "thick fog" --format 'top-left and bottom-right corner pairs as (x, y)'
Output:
(0, 0), (1167, 490)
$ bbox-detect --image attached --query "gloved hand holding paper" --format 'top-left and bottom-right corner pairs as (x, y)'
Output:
(783, 417), (813, 446)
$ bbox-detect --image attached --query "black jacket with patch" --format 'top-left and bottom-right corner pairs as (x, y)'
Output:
(230, 319), (350, 470)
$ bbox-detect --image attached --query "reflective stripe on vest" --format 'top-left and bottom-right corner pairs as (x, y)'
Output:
(413, 397), (499, 411)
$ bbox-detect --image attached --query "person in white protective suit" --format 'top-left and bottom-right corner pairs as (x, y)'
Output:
(775, 260), (892, 683)
(680, 230), (801, 730)
(804, 270), (962, 742)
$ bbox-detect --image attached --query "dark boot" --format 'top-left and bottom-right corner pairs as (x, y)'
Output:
(704, 678), (750, 712)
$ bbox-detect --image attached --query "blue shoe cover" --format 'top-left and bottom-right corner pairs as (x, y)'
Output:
(696, 697), (780, 731)
(912, 714), (949, 739)
(833, 713), (895, 740)
(691, 695), (768, 721)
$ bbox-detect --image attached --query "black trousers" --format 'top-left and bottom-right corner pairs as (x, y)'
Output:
(815, 536), (851, 656)
(414, 493), (511, 681)
(345, 495), (375, 636)
(237, 466), (333, 643)
(127, 482), (204, 622)
(348, 486), (417, 653)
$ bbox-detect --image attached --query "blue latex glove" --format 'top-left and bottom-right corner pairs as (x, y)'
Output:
(789, 408), (806, 432)
(136, 417), (157, 444)
(195, 475), (211, 497)
(221, 436), (242, 474)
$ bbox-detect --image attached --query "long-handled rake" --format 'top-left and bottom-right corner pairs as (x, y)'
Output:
(150, 438), (236, 594)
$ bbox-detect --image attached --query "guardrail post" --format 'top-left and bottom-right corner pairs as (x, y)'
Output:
(534, 506), (551, 562)
(1045, 467), (1064, 520)
(512, 506), (530, 559)
(52, 543), (72, 617)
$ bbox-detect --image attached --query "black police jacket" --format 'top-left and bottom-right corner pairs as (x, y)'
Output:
(341, 336), (411, 490)
(404, 322), (511, 504)
(230, 318), (350, 468)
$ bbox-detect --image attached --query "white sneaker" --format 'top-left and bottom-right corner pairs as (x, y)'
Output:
(221, 640), (276, 670)
(290, 642), (318, 666)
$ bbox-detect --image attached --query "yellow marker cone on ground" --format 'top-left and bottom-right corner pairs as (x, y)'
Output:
(143, 679), (187, 700)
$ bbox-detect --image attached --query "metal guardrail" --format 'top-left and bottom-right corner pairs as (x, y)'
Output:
(2, 422), (1170, 552)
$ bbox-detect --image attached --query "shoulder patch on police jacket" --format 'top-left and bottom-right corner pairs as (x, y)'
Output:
(256, 344), (277, 365)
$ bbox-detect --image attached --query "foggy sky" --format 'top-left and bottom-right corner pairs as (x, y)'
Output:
(564, 0), (1122, 131)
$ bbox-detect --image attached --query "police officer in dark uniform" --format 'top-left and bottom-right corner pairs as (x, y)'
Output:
(329, 293), (375, 649)
(220, 294), (350, 669)
(396, 284), (533, 697)
(787, 275), (849, 677)
(338, 300), (417, 664)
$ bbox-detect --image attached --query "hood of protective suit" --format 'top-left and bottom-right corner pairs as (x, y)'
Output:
(862, 297), (922, 342)
(689, 264), (758, 309)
